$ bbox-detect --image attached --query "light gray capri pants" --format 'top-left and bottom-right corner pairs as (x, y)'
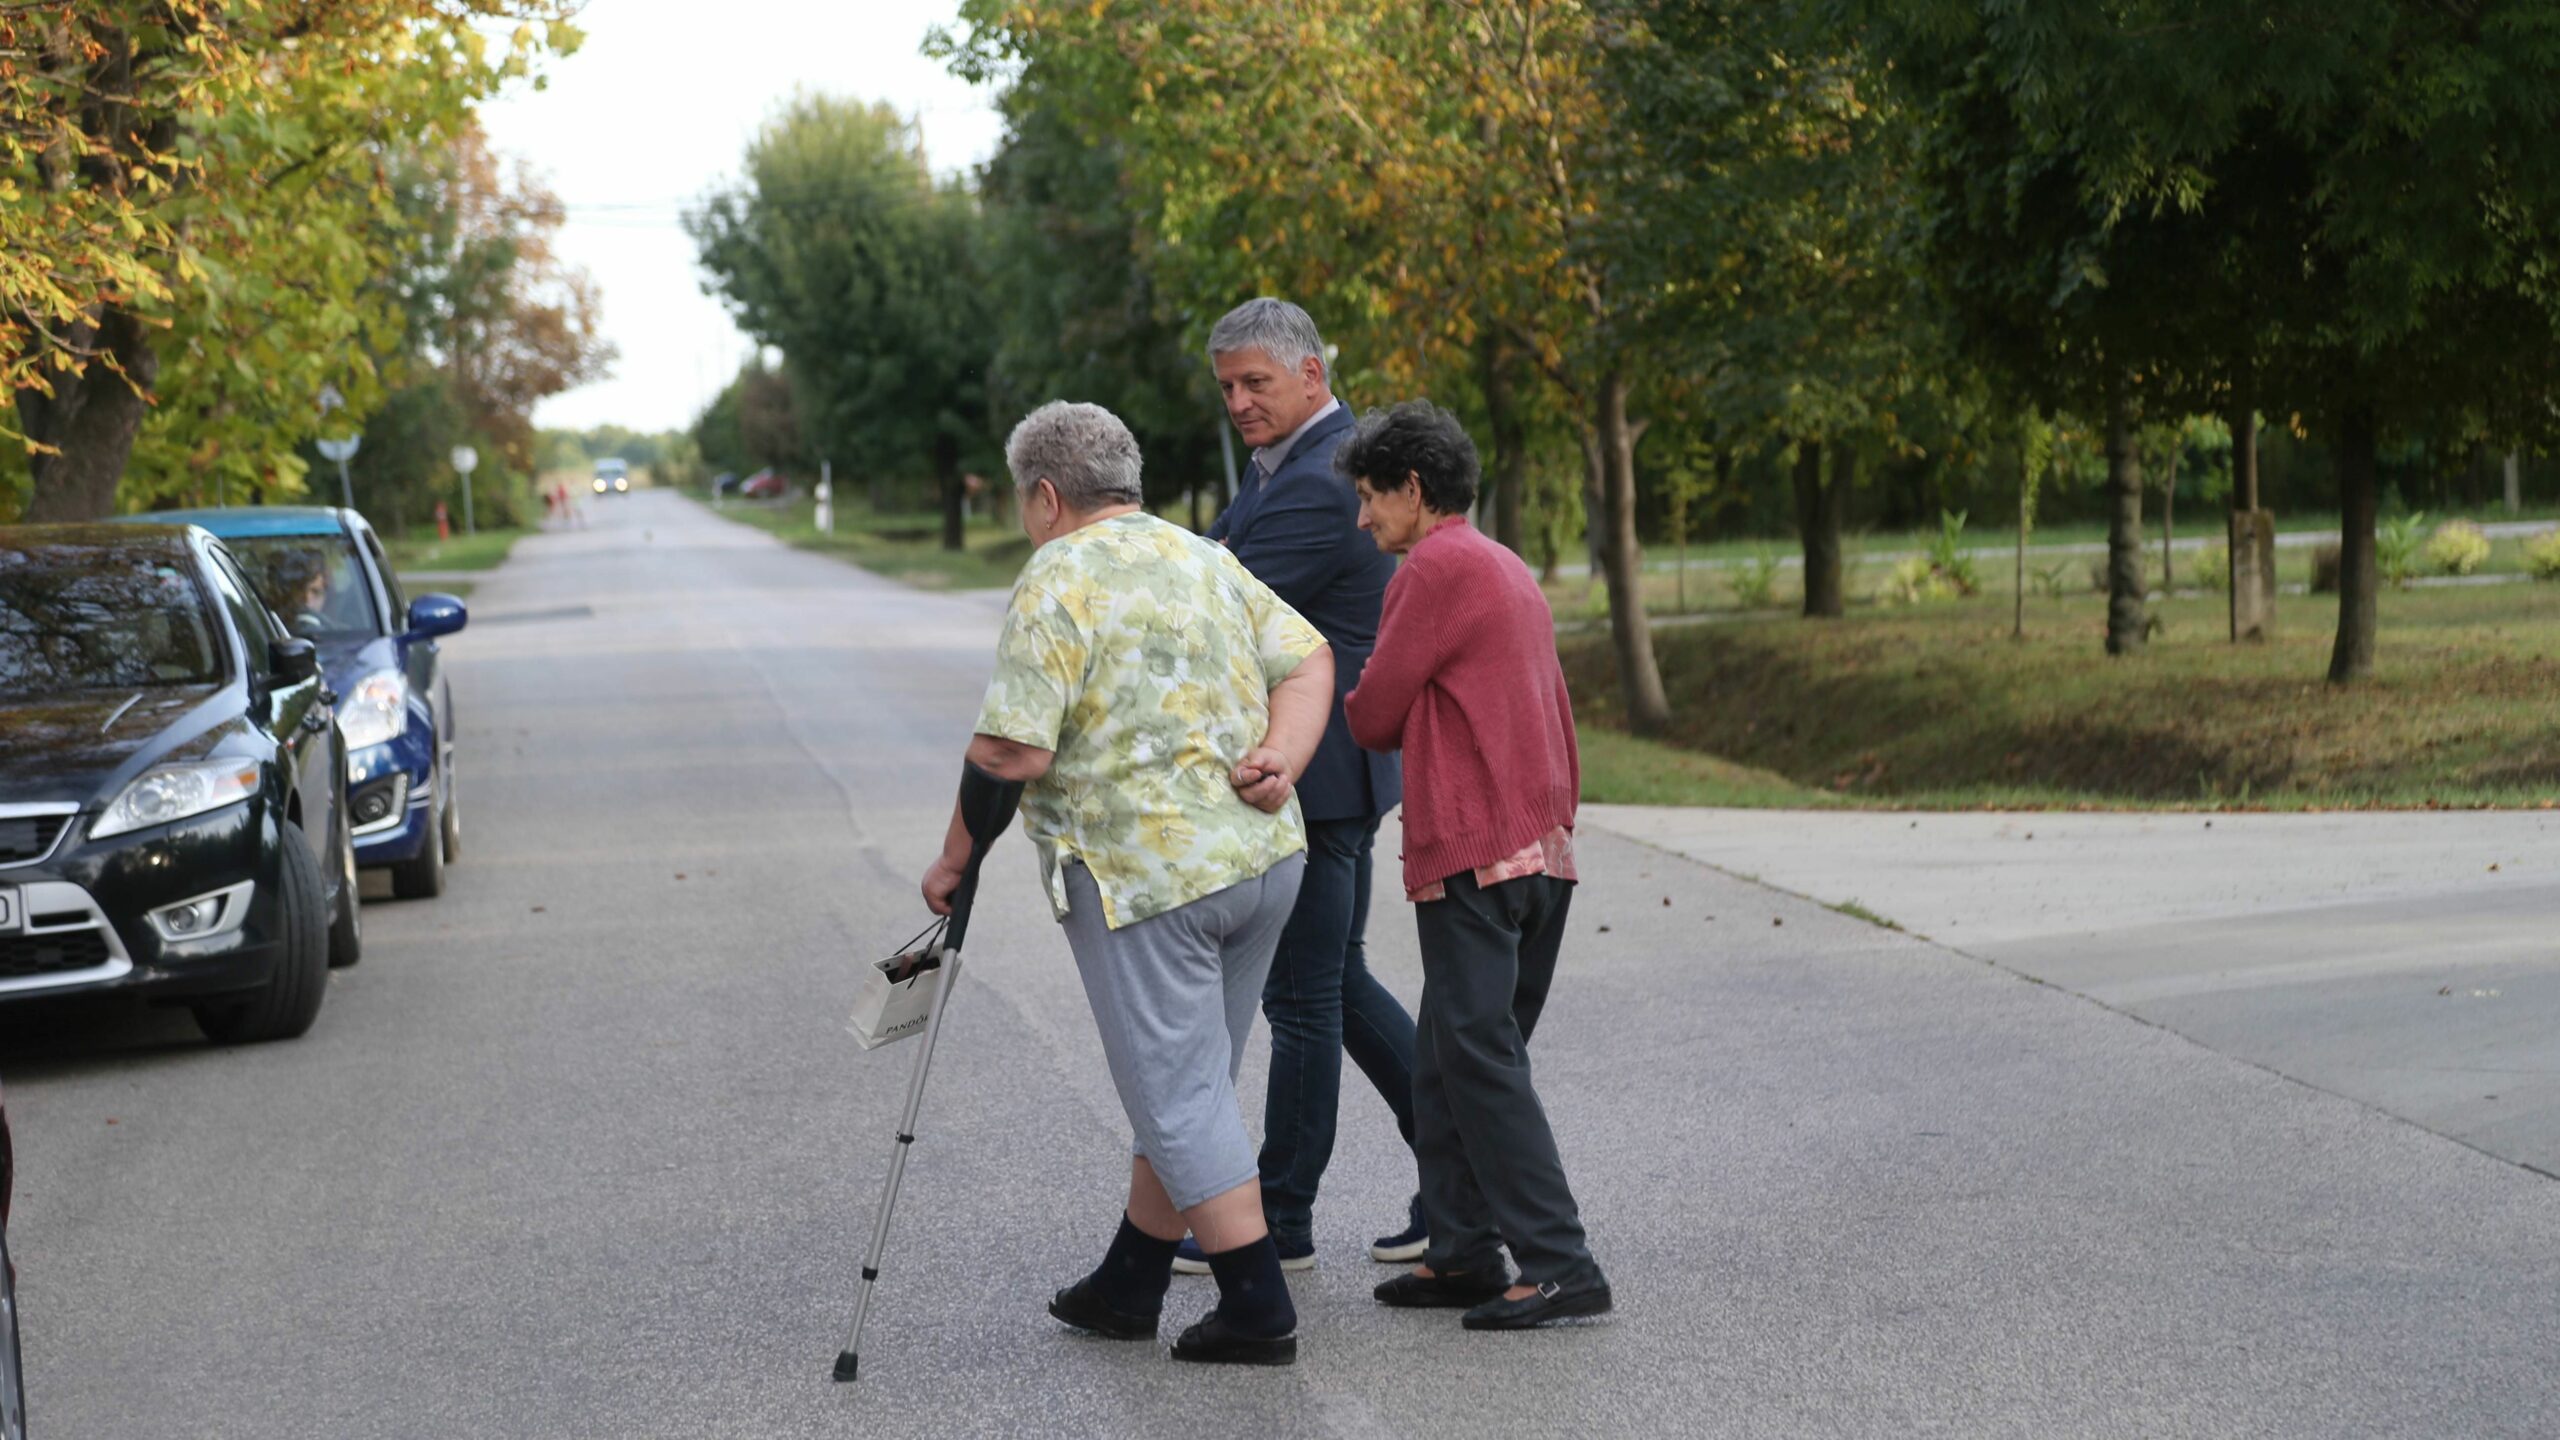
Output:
(1060, 853), (1307, 1210)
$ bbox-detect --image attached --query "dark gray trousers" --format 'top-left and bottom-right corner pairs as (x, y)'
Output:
(1411, 871), (1600, 1288)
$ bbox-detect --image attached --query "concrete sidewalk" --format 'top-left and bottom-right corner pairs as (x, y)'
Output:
(1583, 805), (2560, 1177)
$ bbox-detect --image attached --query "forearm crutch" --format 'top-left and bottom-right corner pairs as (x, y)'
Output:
(833, 762), (1024, 1384)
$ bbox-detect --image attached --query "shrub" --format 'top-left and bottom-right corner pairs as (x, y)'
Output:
(2195, 541), (2230, 592)
(2311, 541), (2342, 593)
(2033, 560), (2077, 599)
(1880, 554), (1957, 605)
(2525, 529), (2560, 581)
(1731, 548), (1783, 608)
(2377, 511), (2426, 586)
(1928, 509), (1982, 595)
(2426, 519), (2491, 576)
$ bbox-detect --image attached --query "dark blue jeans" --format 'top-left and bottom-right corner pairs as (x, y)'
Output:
(1256, 813), (1419, 1246)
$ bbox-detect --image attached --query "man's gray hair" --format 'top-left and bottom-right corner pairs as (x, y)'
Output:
(1005, 400), (1144, 511)
(1207, 296), (1326, 374)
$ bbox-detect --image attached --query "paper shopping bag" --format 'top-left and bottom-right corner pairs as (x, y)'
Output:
(847, 944), (946, 1050)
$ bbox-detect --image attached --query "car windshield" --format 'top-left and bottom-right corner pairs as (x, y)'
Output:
(0, 544), (225, 696)
(222, 534), (380, 638)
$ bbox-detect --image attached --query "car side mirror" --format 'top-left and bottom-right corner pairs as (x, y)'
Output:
(405, 593), (468, 641)
(270, 636), (320, 685)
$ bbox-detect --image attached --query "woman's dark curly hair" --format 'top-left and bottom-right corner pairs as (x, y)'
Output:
(1334, 400), (1480, 515)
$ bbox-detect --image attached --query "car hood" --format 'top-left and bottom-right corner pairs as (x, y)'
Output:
(0, 684), (236, 807)
(318, 633), (399, 690)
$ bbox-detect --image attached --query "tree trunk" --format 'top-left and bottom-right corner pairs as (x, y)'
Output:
(2014, 449), (2029, 641)
(2505, 449), (2524, 516)
(1593, 373), (1671, 735)
(1579, 437), (1605, 601)
(935, 431), (965, 551)
(2103, 389), (2147, 655)
(2161, 447), (2179, 590)
(2228, 404), (2274, 641)
(2328, 405), (2380, 684)
(1479, 337), (1529, 556)
(18, 304), (159, 522)
(1792, 439), (1844, 618)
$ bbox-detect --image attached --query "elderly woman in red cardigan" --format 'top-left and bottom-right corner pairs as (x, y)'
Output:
(1339, 400), (1610, 1330)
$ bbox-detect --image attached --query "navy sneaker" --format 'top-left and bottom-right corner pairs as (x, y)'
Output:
(1370, 1195), (1429, 1263)
(1171, 1233), (1314, 1276)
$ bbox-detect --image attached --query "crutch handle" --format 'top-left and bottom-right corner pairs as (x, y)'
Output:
(942, 762), (1024, 954)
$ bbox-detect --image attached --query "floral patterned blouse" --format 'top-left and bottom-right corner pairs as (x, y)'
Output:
(975, 512), (1327, 929)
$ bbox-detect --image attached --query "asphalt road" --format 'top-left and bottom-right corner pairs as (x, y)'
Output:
(7, 491), (2555, 1439)
(1588, 807), (2560, 1180)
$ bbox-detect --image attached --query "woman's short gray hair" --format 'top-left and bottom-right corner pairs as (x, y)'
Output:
(1005, 401), (1145, 511)
(1207, 297), (1325, 374)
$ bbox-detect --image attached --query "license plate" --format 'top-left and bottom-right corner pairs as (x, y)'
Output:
(0, 887), (16, 934)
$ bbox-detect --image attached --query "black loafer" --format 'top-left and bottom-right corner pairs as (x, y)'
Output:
(1048, 1278), (1159, 1340)
(1374, 1268), (1511, 1309)
(1461, 1277), (1613, 1331)
(1168, 1309), (1297, 1366)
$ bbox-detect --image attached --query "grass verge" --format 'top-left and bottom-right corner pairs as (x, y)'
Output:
(1562, 580), (2560, 810)
(383, 526), (523, 574)
(704, 494), (1030, 590)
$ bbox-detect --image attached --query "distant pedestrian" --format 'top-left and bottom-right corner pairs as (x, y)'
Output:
(1340, 400), (1610, 1330)
(1183, 296), (1428, 1278)
(922, 400), (1336, 1365)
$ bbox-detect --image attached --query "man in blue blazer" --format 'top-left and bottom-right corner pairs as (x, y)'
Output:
(1174, 298), (1424, 1276)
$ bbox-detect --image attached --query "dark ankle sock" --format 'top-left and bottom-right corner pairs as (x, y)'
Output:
(1086, 1215), (1179, 1316)
(1204, 1236), (1297, 1338)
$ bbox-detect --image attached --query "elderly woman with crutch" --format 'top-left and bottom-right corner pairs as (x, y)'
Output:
(920, 400), (1335, 1366)
(1339, 400), (1611, 1330)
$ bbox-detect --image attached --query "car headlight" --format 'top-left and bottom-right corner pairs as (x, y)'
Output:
(337, 669), (410, 752)
(592, 477), (608, 493)
(91, 758), (262, 839)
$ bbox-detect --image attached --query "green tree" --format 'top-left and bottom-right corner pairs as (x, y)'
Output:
(1856, 0), (2560, 679)
(1600, 0), (1947, 621)
(974, 62), (1222, 520)
(689, 96), (989, 549)
(3, 0), (577, 520)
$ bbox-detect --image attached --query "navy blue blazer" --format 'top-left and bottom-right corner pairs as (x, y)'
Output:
(1208, 404), (1403, 823)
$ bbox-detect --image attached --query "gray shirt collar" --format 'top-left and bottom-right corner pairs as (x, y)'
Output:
(1250, 397), (1342, 480)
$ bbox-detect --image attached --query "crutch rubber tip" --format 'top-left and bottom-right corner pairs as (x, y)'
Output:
(832, 1350), (860, 1384)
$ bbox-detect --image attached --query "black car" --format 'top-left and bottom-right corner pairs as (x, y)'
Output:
(0, 524), (358, 1043)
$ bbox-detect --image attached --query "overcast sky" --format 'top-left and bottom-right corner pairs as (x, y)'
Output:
(478, 1), (1007, 434)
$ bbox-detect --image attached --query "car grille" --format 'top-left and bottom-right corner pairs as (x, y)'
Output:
(0, 814), (69, 866)
(0, 929), (112, 979)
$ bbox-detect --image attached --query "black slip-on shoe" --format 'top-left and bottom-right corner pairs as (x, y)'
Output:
(1461, 1277), (1614, 1331)
(1048, 1278), (1160, 1340)
(1373, 1268), (1511, 1309)
(1168, 1309), (1298, 1366)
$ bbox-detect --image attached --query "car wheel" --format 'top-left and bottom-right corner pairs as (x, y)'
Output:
(192, 819), (330, 1044)
(327, 796), (363, 969)
(439, 751), (461, 864)
(391, 797), (447, 900)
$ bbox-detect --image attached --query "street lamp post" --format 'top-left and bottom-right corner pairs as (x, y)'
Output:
(451, 445), (479, 535)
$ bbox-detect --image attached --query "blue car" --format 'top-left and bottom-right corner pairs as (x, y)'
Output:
(141, 508), (467, 898)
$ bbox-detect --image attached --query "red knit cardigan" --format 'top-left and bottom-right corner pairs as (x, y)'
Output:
(1343, 516), (1580, 895)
